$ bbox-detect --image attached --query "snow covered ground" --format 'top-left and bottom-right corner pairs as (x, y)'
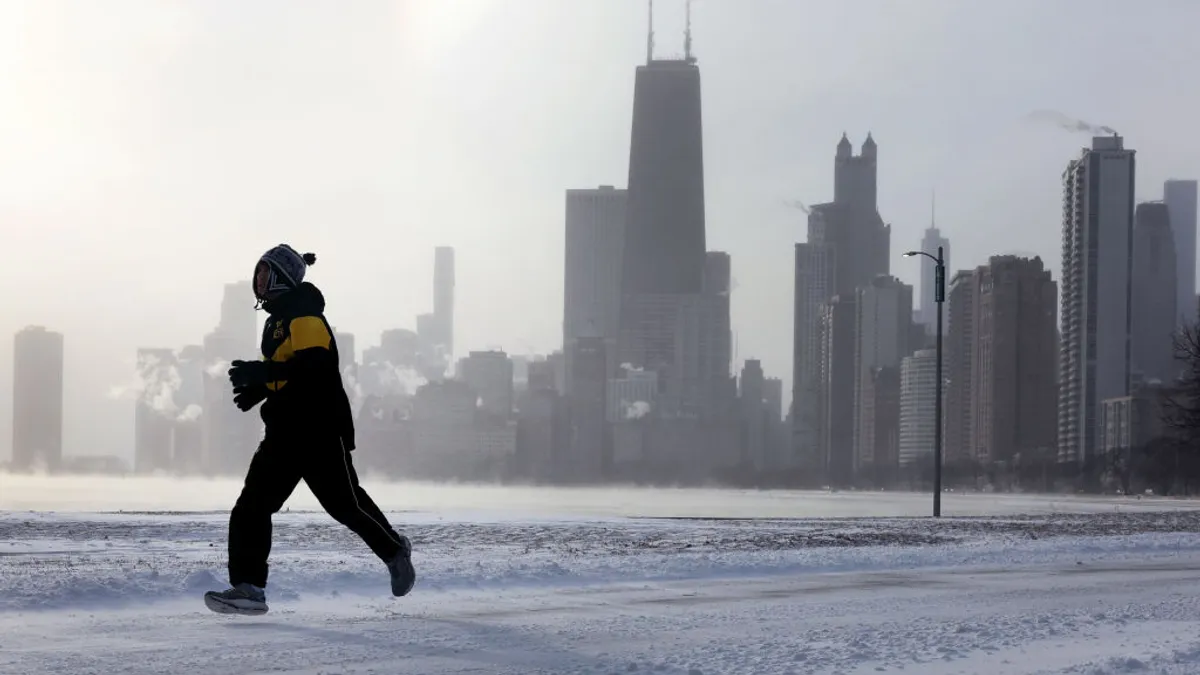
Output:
(2, 484), (1200, 675)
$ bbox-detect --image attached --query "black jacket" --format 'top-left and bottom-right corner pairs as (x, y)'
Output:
(258, 282), (356, 449)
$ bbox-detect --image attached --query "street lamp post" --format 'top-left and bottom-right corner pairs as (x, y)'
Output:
(904, 246), (945, 518)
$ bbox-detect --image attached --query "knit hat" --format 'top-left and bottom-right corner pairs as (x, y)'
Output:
(255, 244), (316, 301)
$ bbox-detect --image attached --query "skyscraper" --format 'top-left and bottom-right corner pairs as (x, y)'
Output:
(701, 251), (735, 414)
(918, 222), (950, 333)
(969, 256), (1058, 465)
(899, 349), (938, 467)
(460, 350), (515, 421)
(12, 326), (64, 472)
(822, 134), (891, 294)
(945, 270), (976, 462)
(566, 337), (609, 482)
(618, 25), (707, 411)
(621, 54), (705, 299)
(853, 275), (913, 480)
(821, 294), (858, 487)
(134, 348), (177, 475)
(434, 246), (455, 357)
(792, 241), (835, 473)
(1131, 202), (1178, 383)
(795, 135), (891, 485)
(738, 359), (766, 469)
(1163, 180), (1197, 326)
(564, 186), (626, 393)
(565, 187), (626, 344)
(219, 281), (257, 354)
(1058, 135), (1136, 468)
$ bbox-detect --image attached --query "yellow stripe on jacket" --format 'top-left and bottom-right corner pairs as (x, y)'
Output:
(265, 316), (333, 392)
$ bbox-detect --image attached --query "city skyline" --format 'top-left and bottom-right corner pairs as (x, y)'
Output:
(2, 1), (1200, 464)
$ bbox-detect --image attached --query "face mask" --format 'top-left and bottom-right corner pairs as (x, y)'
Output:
(253, 261), (271, 302)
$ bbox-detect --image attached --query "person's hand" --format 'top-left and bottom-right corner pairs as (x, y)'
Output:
(229, 360), (271, 388)
(232, 383), (268, 412)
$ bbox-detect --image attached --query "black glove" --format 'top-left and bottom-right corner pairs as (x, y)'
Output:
(233, 383), (269, 412)
(229, 360), (272, 388)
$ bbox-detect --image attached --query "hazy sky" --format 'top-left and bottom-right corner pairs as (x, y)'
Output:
(2, 0), (1199, 462)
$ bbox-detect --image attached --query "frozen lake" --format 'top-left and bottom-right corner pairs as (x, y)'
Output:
(2, 471), (1199, 518)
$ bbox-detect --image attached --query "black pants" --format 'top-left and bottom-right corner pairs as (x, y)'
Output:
(227, 433), (404, 588)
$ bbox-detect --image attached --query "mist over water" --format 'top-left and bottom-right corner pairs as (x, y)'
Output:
(2, 473), (1195, 518)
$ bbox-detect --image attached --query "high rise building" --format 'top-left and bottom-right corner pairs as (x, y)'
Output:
(201, 279), (262, 475)
(219, 281), (257, 353)
(860, 366), (901, 482)
(527, 360), (557, 393)
(434, 246), (455, 357)
(1058, 135), (1136, 468)
(1164, 180), (1197, 326)
(820, 134), (891, 294)
(12, 326), (64, 472)
(380, 329), (421, 370)
(701, 251), (735, 416)
(202, 331), (260, 475)
(134, 348), (177, 475)
(796, 135), (892, 485)
(564, 186), (626, 395)
(918, 224), (950, 333)
(899, 349), (938, 467)
(853, 275), (913, 479)
(738, 359), (766, 469)
(821, 294), (858, 487)
(460, 350), (514, 421)
(1131, 202), (1179, 384)
(564, 187), (626, 357)
(792, 242), (835, 473)
(618, 26), (707, 414)
(969, 256), (1058, 465)
(332, 329), (356, 375)
(945, 270), (976, 462)
(565, 337), (609, 482)
(621, 52), (705, 299)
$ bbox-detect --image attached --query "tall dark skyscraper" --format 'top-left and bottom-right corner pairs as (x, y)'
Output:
(1131, 202), (1178, 383)
(620, 59), (705, 298)
(617, 13), (712, 418)
(1163, 180), (1197, 326)
(793, 135), (891, 484)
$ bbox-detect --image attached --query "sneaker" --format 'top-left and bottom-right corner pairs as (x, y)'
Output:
(204, 582), (268, 616)
(386, 535), (416, 597)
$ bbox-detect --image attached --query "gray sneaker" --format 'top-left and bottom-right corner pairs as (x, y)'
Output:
(387, 535), (416, 597)
(204, 582), (268, 615)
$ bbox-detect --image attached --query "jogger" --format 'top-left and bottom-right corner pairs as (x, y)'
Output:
(204, 244), (415, 616)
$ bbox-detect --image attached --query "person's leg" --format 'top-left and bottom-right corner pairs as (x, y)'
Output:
(227, 437), (302, 588)
(303, 437), (415, 596)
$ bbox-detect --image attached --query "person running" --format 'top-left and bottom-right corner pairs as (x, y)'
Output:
(204, 244), (415, 616)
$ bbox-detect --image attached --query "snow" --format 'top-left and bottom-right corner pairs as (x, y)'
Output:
(2, 478), (1200, 674)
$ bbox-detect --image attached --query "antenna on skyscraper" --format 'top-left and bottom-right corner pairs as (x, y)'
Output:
(684, 0), (694, 63)
(647, 0), (655, 63)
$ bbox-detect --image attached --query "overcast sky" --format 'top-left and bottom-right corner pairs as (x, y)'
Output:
(2, 0), (1198, 462)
